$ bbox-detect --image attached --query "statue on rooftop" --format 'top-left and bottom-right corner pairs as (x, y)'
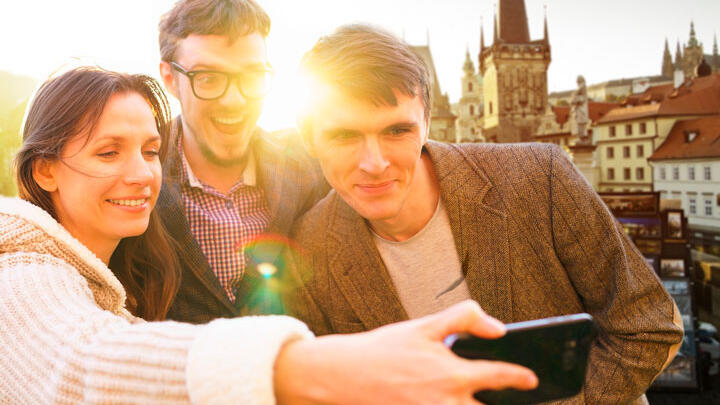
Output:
(570, 75), (590, 145)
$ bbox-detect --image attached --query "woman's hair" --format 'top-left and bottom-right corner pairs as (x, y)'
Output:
(14, 66), (181, 321)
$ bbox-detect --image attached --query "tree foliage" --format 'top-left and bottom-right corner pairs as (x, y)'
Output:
(0, 71), (36, 196)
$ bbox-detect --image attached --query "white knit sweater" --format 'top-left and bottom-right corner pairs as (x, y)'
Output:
(0, 196), (313, 404)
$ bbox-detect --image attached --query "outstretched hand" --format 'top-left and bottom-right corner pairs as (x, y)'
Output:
(275, 300), (537, 405)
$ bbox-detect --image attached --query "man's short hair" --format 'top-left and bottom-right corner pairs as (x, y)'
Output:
(298, 23), (431, 138)
(158, 0), (271, 62)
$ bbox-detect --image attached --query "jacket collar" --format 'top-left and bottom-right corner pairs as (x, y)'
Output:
(323, 141), (512, 328)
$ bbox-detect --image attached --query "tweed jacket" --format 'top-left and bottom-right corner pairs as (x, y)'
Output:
(154, 119), (329, 323)
(285, 141), (683, 404)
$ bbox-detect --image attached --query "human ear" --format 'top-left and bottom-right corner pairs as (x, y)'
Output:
(159, 61), (179, 99)
(422, 118), (431, 145)
(297, 122), (317, 158)
(32, 159), (58, 192)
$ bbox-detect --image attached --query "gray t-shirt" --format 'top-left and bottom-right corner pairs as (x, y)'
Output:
(373, 201), (471, 319)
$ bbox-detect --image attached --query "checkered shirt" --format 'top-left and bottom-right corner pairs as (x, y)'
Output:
(178, 142), (270, 302)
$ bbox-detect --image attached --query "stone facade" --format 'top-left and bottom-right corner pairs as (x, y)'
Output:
(480, 0), (550, 143)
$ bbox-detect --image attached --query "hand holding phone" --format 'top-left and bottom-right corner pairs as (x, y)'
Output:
(446, 313), (597, 405)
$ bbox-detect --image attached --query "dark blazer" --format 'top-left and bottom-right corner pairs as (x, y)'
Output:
(156, 119), (329, 323)
(285, 141), (683, 404)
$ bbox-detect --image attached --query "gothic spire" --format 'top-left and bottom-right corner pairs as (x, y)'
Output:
(480, 16), (485, 51)
(497, 0), (530, 44)
(543, 4), (549, 44)
(675, 40), (683, 69)
(662, 38), (673, 78)
(688, 21), (699, 48)
(463, 47), (475, 75)
(493, 7), (498, 43)
(713, 33), (719, 69)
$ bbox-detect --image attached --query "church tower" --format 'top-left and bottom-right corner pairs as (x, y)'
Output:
(480, 0), (551, 143)
(682, 22), (704, 79)
(457, 47), (483, 142)
(661, 38), (673, 78)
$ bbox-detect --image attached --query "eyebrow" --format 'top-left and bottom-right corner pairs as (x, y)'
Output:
(91, 134), (162, 145)
(190, 62), (269, 72)
(322, 128), (363, 139)
(381, 122), (419, 133)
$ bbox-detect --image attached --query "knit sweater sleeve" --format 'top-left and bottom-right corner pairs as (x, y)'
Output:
(0, 253), (312, 404)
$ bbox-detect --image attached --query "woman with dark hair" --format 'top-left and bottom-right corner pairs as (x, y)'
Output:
(0, 67), (535, 404)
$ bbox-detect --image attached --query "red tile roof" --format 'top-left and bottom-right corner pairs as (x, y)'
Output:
(552, 106), (570, 124)
(552, 102), (619, 125)
(598, 74), (720, 124)
(649, 116), (720, 160)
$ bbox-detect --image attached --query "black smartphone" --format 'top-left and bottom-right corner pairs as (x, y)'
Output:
(445, 313), (597, 405)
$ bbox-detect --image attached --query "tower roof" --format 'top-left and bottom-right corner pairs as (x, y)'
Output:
(688, 21), (700, 48)
(463, 48), (475, 74)
(497, 0), (530, 44)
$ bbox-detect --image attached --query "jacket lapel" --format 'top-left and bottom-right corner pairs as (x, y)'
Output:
(425, 142), (513, 322)
(160, 120), (236, 314)
(325, 196), (409, 330)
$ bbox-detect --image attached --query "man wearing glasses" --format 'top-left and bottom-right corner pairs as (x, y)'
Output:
(151, 0), (328, 322)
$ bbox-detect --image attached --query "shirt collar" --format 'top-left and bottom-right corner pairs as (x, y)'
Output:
(178, 138), (257, 190)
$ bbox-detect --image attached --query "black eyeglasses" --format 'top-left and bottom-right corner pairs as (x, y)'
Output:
(171, 62), (273, 100)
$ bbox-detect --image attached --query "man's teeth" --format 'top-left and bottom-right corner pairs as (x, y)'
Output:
(108, 199), (146, 207)
(214, 116), (244, 125)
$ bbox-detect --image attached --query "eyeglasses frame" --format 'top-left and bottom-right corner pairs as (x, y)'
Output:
(170, 61), (273, 101)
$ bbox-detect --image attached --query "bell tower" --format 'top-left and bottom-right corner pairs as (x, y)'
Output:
(480, 0), (551, 143)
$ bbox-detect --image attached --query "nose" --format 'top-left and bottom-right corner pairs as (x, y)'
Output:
(219, 77), (247, 107)
(358, 137), (390, 175)
(122, 152), (155, 186)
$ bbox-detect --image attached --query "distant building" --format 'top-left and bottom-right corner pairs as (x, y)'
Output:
(479, 0), (550, 143)
(594, 73), (720, 193)
(649, 116), (720, 243)
(661, 23), (720, 80)
(410, 45), (456, 142)
(534, 102), (617, 151)
(456, 49), (484, 142)
(549, 76), (672, 105)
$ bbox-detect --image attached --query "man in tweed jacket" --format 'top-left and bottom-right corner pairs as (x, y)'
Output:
(140, 0), (328, 322)
(284, 24), (683, 403)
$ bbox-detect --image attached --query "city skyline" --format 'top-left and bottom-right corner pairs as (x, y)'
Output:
(0, 0), (718, 130)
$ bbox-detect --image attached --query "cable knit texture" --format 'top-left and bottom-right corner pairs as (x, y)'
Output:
(0, 196), (312, 404)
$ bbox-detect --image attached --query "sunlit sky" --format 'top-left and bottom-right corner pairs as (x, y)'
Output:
(1, 0), (718, 130)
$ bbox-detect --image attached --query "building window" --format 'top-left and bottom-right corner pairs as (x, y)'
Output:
(636, 167), (644, 180)
(690, 198), (697, 214)
(469, 105), (474, 116)
(705, 199), (713, 216)
(704, 166), (712, 180)
(468, 82), (473, 92)
(607, 168), (615, 180)
(489, 101), (493, 115)
(689, 166), (695, 180)
(625, 124), (632, 135)
(623, 146), (631, 158)
(607, 147), (614, 159)
(640, 122), (647, 134)
(624, 168), (631, 180)
(673, 167), (679, 180)
(636, 145), (644, 157)
(659, 167), (666, 180)
(609, 126), (616, 137)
